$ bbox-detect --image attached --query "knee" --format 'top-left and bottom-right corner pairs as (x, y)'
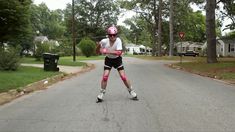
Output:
(102, 75), (109, 82)
(120, 74), (127, 81)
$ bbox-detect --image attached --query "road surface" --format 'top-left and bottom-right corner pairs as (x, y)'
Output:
(0, 57), (235, 132)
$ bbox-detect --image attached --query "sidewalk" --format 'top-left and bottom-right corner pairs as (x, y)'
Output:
(21, 64), (83, 74)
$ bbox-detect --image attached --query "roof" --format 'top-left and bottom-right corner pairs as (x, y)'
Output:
(34, 36), (49, 42)
(175, 41), (203, 47)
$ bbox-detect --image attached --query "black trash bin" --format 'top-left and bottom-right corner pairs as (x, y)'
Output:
(43, 53), (59, 71)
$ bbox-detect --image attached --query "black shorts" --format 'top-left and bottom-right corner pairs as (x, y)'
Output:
(104, 56), (124, 71)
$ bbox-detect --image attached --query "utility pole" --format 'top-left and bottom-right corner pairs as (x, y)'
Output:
(72, 0), (76, 62)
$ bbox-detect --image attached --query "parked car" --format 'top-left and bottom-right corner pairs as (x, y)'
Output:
(178, 50), (199, 57)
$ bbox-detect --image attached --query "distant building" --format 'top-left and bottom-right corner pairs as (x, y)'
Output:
(175, 41), (203, 53)
(32, 36), (60, 55)
(34, 36), (49, 44)
(125, 44), (152, 55)
(202, 38), (235, 57)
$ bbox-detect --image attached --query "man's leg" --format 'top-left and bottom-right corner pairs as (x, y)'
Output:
(118, 69), (138, 100)
(97, 69), (110, 103)
(101, 69), (111, 89)
(118, 69), (131, 88)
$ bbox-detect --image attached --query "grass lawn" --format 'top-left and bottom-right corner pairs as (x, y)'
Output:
(0, 66), (60, 93)
(134, 55), (235, 83)
(0, 56), (103, 93)
(20, 56), (104, 66)
(176, 60), (235, 80)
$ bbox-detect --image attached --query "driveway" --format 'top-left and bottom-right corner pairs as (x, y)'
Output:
(0, 57), (235, 132)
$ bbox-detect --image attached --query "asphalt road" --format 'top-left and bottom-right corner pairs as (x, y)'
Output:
(0, 57), (235, 132)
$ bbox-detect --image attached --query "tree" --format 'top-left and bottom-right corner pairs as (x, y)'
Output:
(119, 0), (167, 56)
(0, 0), (32, 47)
(206, 0), (217, 63)
(173, 0), (206, 42)
(123, 17), (152, 47)
(64, 0), (120, 40)
(169, 0), (174, 56)
(219, 0), (235, 30)
(31, 3), (66, 40)
(158, 0), (163, 56)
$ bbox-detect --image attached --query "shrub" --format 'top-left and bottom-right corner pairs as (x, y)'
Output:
(78, 37), (96, 57)
(0, 46), (21, 71)
(34, 41), (50, 61)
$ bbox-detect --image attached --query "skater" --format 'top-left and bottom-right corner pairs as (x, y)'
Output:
(96, 25), (138, 103)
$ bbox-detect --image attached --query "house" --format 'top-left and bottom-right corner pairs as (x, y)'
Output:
(125, 44), (152, 55)
(220, 39), (235, 57)
(175, 41), (203, 53)
(202, 38), (235, 57)
(34, 36), (49, 44)
(32, 36), (60, 55)
(34, 36), (60, 48)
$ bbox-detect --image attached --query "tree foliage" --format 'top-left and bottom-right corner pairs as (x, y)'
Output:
(0, 46), (21, 71)
(64, 0), (120, 40)
(0, 0), (32, 46)
(30, 3), (66, 40)
(220, 0), (235, 30)
(119, 0), (207, 52)
(78, 37), (96, 57)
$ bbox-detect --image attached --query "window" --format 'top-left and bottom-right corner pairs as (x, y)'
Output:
(231, 44), (235, 52)
(229, 44), (235, 52)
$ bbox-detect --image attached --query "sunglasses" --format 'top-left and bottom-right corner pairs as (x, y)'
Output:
(108, 34), (117, 37)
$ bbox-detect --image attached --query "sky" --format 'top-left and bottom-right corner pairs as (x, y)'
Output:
(33, 0), (231, 35)
(33, 0), (70, 10)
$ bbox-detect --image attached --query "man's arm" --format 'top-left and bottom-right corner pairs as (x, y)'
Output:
(100, 48), (122, 56)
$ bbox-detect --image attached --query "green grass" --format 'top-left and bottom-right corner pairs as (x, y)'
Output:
(0, 66), (60, 93)
(134, 55), (235, 82)
(20, 56), (105, 66)
(0, 56), (104, 93)
(133, 55), (206, 62)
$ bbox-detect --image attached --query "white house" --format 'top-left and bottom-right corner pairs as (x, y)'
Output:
(125, 44), (152, 55)
(34, 36), (49, 44)
(221, 39), (235, 57)
(175, 41), (203, 53)
(32, 36), (60, 55)
(202, 38), (235, 57)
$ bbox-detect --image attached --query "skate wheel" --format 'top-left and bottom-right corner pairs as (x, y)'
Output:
(131, 96), (139, 101)
(96, 98), (103, 103)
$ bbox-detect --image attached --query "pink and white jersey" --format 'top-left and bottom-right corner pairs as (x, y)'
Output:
(100, 37), (122, 58)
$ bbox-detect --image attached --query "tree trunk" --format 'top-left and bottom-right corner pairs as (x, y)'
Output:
(152, 0), (157, 56)
(158, 0), (162, 56)
(169, 0), (174, 56)
(206, 0), (217, 63)
(152, 28), (157, 56)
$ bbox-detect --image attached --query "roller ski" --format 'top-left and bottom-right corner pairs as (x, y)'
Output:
(129, 89), (139, 101)
(96, 97), (103, 103)
(96, 89), (105, 103)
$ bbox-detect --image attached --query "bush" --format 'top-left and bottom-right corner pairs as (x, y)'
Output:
(0, 46), (21, 71)
(34, 41), (50, 61)
(78, 37), (96, 57)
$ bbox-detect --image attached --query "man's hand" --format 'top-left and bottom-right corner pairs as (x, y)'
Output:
(115, 50), (122, 56)
(100, 49), (122, 56)
(100, 48), (108, 54)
